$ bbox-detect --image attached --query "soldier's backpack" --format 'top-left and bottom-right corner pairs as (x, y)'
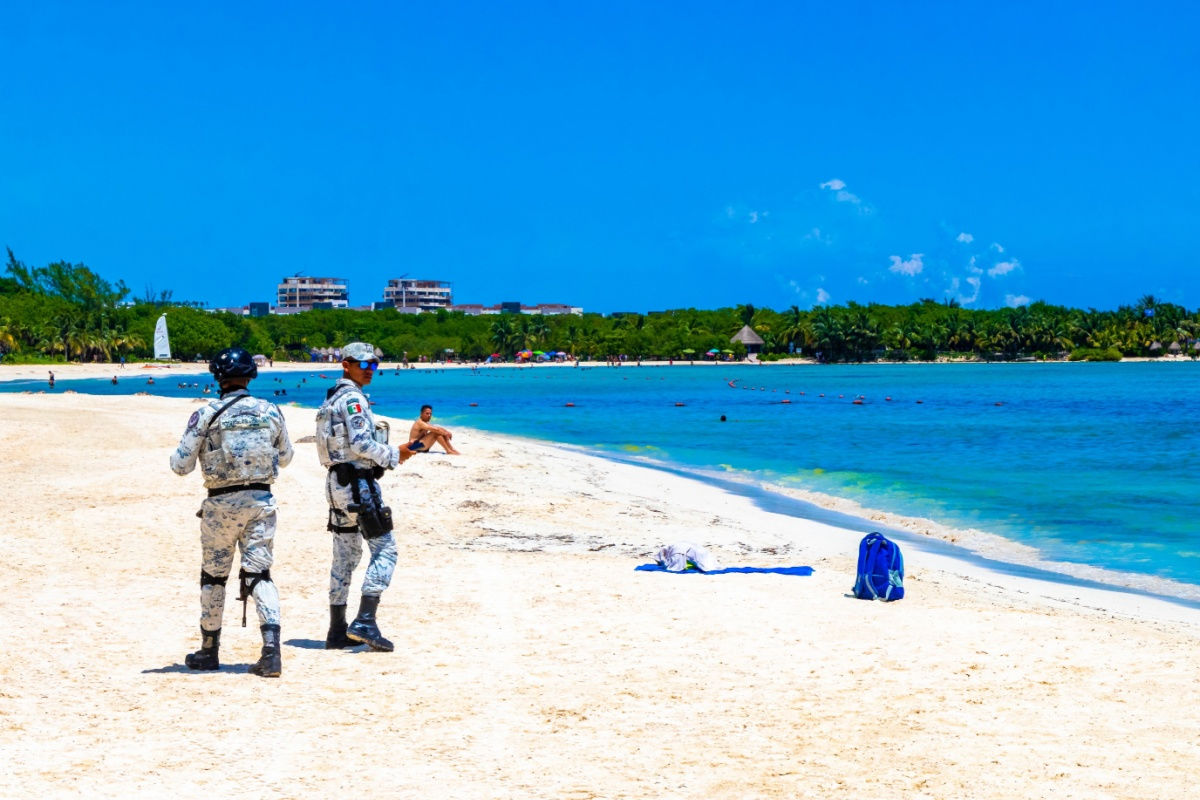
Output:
(851, 532), (905, 601)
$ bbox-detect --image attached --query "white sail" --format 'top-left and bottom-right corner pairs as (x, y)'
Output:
(153, 314), (171, 360)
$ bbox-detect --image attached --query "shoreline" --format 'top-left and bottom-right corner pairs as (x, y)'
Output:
(575, 446), (1200, 618)
(2, 392), (1199, 797)
(6, 363), (1199, 612)
(3, 379), (1197, 622)
(2, 353), (1196, 383)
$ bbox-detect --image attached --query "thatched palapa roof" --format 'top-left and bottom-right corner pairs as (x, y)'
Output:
(731, 325), (765, 346)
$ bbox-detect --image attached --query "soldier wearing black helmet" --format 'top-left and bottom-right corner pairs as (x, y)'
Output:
(170, 347), (294, 677)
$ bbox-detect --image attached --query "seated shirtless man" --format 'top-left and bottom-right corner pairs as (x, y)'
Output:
(408, 404), (461, 454)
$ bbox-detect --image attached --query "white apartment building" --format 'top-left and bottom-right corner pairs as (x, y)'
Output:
(384, 279), (452, 311)
(276, 275), (350, 311)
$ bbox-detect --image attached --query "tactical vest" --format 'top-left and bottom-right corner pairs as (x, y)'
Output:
(198, 397), (280, 483)
(315, 383), (389, 467)
(315, 384), (355, 467)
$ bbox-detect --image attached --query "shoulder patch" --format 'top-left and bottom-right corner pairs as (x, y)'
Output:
(186, 411), (201, 430)
(347, 400), (365, 415)
(351, 416), (367, 430)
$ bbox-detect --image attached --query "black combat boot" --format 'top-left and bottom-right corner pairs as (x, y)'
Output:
(185, 627), (221, 671)
(249, 624), (282, 678)
(325, 604), (358, 649)
(346, 595), (393, 652)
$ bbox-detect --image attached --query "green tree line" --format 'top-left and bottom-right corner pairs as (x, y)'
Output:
(2, 250), (1197, 364)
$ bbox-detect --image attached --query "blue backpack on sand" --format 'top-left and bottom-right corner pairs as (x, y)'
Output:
(852, 532), (904, 601)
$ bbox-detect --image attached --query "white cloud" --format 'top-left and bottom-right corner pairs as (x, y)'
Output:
(988, 259), (1019, 277)
(888, 253), (925, 276)
(959, 276), (981, 304)
(819, 179), (861, 205)
(725, 205), (736, 219)
(956, 232), (974, 243)
(991, 242), (1005, 253)
(968, 256), (982, 274)
(856, 276), (869, 285)
(1006, 294), (1030, 307)
(748, 211), (759, 224)
(816, 288), (831, 304)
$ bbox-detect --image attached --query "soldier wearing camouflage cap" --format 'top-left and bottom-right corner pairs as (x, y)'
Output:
(170, 347), (293, 677)
(315, 341), (414, 652)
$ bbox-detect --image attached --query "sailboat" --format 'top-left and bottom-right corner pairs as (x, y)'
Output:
(154, 314), (171, 360)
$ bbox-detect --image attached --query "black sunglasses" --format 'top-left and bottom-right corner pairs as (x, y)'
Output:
(357, 361), (380, 371)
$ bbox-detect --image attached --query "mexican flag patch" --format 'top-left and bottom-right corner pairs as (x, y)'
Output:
(347, 400), (364, 415)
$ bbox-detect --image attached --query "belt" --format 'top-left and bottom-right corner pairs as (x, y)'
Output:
(207, 483), (271, 497)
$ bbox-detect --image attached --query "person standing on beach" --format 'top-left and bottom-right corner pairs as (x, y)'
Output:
(169, 347), (294, 678)
(315, 342), (415, 652)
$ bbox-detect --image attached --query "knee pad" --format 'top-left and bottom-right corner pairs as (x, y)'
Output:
(200, 570), (228, 588)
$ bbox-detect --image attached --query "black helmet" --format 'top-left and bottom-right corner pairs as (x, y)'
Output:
(209, 347), (258, 381)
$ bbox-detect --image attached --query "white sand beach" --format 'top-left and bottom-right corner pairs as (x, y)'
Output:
(1, 387), (1198, 799)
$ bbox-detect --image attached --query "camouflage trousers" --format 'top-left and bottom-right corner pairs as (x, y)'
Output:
(198, 490), (280, 631)
(326, 470), (396, 604)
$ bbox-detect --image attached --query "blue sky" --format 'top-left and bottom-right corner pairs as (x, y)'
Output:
(3, 1), (1197, 314)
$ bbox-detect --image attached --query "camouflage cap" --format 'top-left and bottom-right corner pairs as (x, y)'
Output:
(342, 342), (379, 362)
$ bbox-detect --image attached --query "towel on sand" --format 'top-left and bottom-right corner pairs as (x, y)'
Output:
(654, 542), (721, 573)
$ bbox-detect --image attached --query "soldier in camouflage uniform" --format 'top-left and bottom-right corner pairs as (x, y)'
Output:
(170, 347), (293, 677)
(315, 342), (414, 652)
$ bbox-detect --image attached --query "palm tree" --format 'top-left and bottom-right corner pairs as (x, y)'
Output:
(780, 305), (805, 354)
(489, 316), (515, 355)
(810, 307), (845, 361)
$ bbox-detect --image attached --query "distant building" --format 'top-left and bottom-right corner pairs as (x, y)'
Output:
(449, 302), (582, 316)
(384, 279), (452, 311)
(248, 302), (270, 317)
(277, 275), (349, 311)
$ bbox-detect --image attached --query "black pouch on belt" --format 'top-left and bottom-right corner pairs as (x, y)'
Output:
(347, 468), (394, 538)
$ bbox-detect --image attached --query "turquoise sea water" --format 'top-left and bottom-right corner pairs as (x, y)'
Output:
(15, 362), (1200, 600)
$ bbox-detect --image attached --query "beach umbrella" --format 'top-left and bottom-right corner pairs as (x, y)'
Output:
(533, 350), (545, 355)
(1150, 341), (1162, 351)
(1168, 341), (1181, 353)
(681, 348), (695, 354)
(721, 349), (734, 353)
(491, 353), (502, 357)
(706, 348), (719, 354)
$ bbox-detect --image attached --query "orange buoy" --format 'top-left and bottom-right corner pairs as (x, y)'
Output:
(885, 396), (892, 402)
(674, 402), (685, 407)
(781, 399), (791, 404)
(469, 402), (478, 407)
(565, 402), (575, 407)
(852, 398), (863, 405)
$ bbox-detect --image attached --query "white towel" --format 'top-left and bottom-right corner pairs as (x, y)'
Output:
(654, 542), (721, 573)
